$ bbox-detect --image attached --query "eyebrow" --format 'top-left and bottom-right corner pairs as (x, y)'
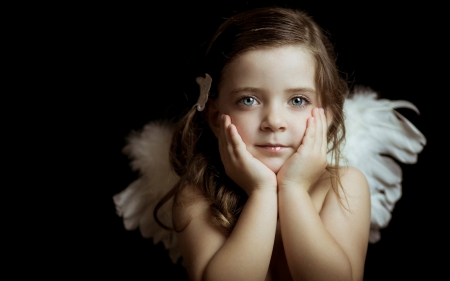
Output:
(230, 87), (316, 95)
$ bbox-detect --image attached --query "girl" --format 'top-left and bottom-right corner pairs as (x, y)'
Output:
(170, 7), (370, 281)
(114, 6), (426, 281)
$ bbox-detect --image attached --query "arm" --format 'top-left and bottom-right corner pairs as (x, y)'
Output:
(278, 167), (370, 281)
(176, 114), (278, 281)
(277, 108), (371, 281)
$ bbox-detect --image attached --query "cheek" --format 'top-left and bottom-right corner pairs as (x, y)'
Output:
(292, 127), (306, 145)
(228, 113), (255, 144)
(290, 115), (310, 144)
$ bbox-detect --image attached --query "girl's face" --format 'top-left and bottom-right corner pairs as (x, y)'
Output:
(209, 44), (320, 173)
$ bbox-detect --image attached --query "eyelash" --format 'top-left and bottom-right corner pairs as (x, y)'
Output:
(237, 95), (311, 108)
(237, 96), (259, 106)
(289, 95), (311, 108)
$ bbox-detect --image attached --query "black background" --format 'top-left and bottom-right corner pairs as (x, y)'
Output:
(50, 1), (444, 280)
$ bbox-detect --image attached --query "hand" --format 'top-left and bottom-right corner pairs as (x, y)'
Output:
(276, 108), (328, 191)
(218, 114), (277, 195)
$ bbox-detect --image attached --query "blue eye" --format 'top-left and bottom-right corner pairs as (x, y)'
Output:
(241, 97), (257, 106)
(291, 96), (305, 107)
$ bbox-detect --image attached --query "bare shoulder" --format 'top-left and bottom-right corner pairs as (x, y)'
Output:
(339, 166), (371, 217)
(339, 165), (368, 183)
(338, 165), (370, 200)
(320, 165), (370, 214)
(172, 184), (211, 231)
(311, 166), (369, 212)
(173, 185), (228, 281)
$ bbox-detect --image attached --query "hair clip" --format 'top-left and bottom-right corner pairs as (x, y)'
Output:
(194, 73), (212, 111)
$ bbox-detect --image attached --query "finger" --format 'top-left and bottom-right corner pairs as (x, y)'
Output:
(314, 108), (324, 152)
(223, 115), (238, 159)
(218, 114), (229, 161)
(220, 115), (234, 158)
(228, 123), (248, 159)
(321, 108), (328, 153)
(223, 114), (232, 144)
(220, 114), (234, 151)
(299, 114), (315, 152)
(223, 115), (245, 160)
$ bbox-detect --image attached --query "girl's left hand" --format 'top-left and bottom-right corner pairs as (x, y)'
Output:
(276, 107), (328, 191)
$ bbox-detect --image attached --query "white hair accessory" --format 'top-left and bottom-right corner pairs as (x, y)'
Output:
(194, 73), (212, 111)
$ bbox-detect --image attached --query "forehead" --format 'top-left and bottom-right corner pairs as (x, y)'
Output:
(219, 45), (316, 94)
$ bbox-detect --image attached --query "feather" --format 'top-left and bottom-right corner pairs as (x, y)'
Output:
(340, 87), (426, 243)
(112, 120), (181, 263)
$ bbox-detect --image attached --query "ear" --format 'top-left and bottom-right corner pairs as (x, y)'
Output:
(206, 99), (220, 138)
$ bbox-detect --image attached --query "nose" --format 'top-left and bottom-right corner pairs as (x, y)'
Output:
(260, 104), (287, 132)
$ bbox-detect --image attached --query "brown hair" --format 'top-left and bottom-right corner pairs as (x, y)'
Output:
(155, 6), (349, 233)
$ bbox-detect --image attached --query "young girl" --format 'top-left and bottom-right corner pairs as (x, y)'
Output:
(114, 6), (425, 281)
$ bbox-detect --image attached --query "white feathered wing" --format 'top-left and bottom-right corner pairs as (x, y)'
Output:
(113, 88), (426, 263)
(339, 87), (426, 242)
(113, 120), (181, 263)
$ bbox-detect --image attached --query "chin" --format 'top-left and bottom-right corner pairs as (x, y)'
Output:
(261, 159), (284, 174)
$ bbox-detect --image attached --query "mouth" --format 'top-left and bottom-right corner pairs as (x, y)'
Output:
(256, 144), (289, 152)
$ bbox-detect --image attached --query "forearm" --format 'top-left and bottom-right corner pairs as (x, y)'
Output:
(203, 188), (278, 281)
(278, 187), (352, 281)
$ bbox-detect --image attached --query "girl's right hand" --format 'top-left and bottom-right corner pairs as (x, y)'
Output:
(218, 114), (277, 195)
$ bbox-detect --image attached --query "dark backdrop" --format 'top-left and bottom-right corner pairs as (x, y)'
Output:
(68, 1), (444, 280)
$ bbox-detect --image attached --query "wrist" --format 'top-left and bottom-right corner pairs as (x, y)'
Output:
(277, 181), (310, 192)
(248, 185), (278, 197)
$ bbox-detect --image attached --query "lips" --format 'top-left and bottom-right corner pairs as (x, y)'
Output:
(256, 144), (289, 152)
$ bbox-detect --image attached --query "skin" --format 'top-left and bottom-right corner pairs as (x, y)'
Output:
(174, 45), (371, 281)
